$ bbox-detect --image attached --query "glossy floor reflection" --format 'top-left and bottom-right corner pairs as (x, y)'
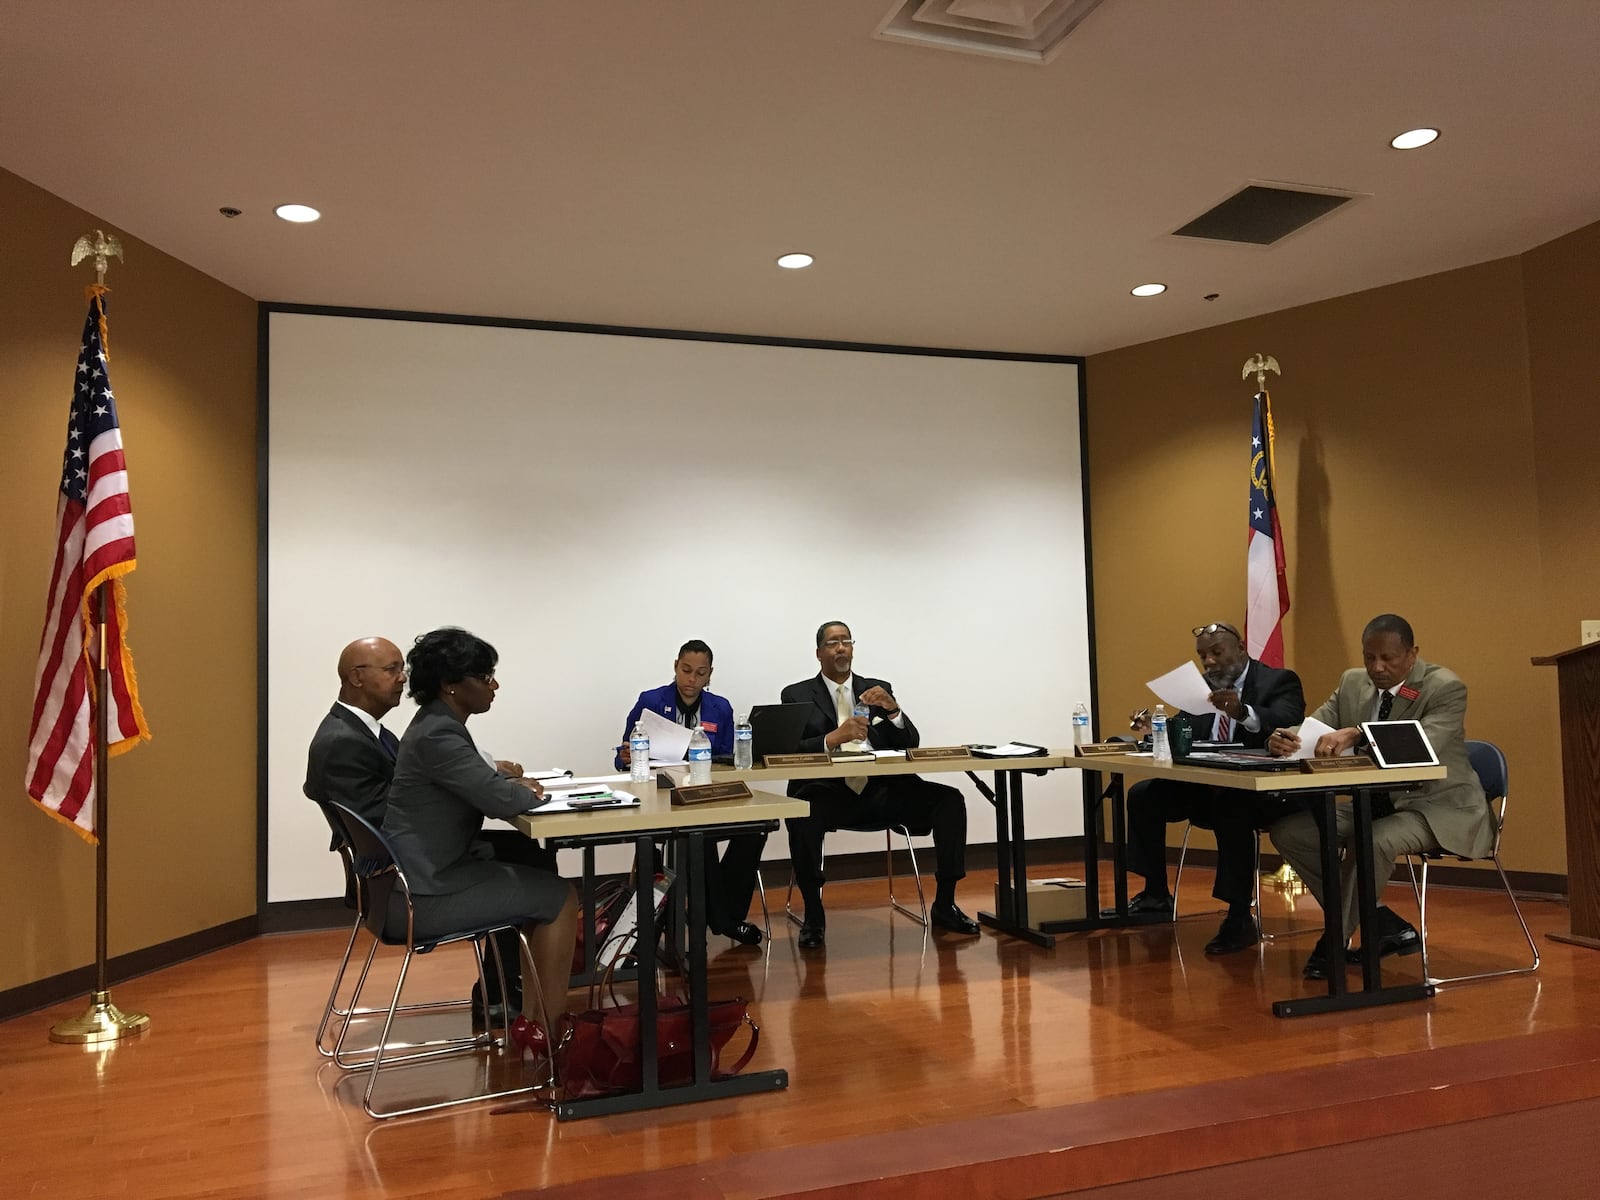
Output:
(0, 864), (1589, 1199)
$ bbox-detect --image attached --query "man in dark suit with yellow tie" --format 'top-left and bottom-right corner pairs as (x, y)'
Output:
(781, 621), (978, 949)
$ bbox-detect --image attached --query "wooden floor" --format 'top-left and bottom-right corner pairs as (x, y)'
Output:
(2, 863), (1595, 1199)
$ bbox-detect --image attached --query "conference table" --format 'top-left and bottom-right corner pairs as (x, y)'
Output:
(512, 778), (807, 1121)
(735, 746), (1449, 1018)
(727, 750), (1076, 945)
(1077, 752), (1447, 1017)
(512, 747), (1447, 1118)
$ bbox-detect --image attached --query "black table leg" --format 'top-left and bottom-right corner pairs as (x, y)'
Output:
(554, 820), (790, 1119)
(1272, 788), (1434, 1018)
(977, 768), (1054, 946)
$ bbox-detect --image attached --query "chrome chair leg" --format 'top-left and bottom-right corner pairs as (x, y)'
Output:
(1408, 851), (1540, 988)
(886, 827), (929, 926)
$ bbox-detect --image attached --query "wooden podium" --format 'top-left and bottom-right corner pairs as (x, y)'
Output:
(1532, 641), (1600, 950)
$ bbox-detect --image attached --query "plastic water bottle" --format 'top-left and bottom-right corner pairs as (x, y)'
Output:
(1072, 702), (1091, 745)
(1151, 704), (1172, 764)
(687, 723), (712, 784)
(629, 721), (651, 783)
(733, 713), (753, 770)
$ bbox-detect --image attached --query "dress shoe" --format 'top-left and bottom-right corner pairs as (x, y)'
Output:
(508, 1014), (549, 1060)
(719, 921), (764, 947)
(471, 980), (521, 1030)
(1204, 914), (1260, 956)
(1127, 890), (1175, 917)
(929, 902), (981, 935)
(1365, 906), (1423, 958)
(797, 922), (826, 950)
(1302, 936), (1360, 980)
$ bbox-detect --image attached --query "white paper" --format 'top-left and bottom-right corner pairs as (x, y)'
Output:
(1284, 716), (1347, 759)
(1145, 661), (1227, 720)
(977, 742), (1044, 756)
(526, 768), (573, 782)
(872, 749), (907, 760)
(638, 708), (691, 763)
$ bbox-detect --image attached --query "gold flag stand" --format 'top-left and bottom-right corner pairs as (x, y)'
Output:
(50, 234), (149, 1046)
(1240, 353), (1305, 897)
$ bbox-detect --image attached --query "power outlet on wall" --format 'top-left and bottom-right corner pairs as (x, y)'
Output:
(1583, 620), (1600, 645)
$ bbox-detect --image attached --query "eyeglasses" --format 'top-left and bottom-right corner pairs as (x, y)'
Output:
(821, 639), (855, 649)
(469, 672), (497, 685)
(1191, 623), (1241, 640)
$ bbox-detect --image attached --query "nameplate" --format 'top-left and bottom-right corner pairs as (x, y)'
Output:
(671, 781), (753, 806)
(1075, 743), (1131, 757)
(905, 746), (970, 761)
(1301, 755), (1376, 773)
(764, 752), (831, 768)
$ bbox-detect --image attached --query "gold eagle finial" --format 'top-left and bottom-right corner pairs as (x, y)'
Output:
(1241, 354), (1280, 391)
(71, 229), (124, 284)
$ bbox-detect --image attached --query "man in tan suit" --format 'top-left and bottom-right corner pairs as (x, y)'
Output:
(1266, 614), (1493, 979)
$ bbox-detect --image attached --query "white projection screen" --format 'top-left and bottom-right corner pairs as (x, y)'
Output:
(265, 310), (1092, 903)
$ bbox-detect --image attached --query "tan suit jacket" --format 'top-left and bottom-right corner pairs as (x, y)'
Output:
(1305, 660), (1494, 859)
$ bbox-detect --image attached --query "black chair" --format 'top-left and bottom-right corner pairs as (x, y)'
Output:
(783, 824), (929, 928)
(311, 799), (478, 1057)
(1172, 826), (1318, 942)
(327, 802), (552, 1119)
(311, 798), (367, 1057)
(1404, 740), (1540, 988)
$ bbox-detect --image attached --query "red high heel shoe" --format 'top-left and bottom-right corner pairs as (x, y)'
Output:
(508, 1014), (549, 1059)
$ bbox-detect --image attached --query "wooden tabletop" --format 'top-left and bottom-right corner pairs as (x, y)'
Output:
(510, 777), (807, 842)
(1074, 752), (1446, 792)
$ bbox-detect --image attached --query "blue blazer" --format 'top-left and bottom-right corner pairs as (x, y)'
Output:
(615, 684), (735, 768)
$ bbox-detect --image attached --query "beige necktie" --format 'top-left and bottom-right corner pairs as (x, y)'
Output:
(835, 684), (867, 793)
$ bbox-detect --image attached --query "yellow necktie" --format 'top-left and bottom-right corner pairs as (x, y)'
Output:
(835, 684), (866, 792)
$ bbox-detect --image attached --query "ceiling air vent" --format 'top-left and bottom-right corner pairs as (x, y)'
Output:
(1173, 184), (1360, 246)
(875, 0), (1107, 64)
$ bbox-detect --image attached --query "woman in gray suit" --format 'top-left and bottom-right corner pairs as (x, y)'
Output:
(382, 627), (577, 1048)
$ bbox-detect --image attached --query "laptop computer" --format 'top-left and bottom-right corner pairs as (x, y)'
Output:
(747, 702), (811, 761)
(1181, 748), (1304, 772)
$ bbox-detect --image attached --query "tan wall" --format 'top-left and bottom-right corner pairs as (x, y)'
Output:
(1086, 233), (1600, 879)
(1524, 220), (1600, 651)
(0, 168), (258, 994)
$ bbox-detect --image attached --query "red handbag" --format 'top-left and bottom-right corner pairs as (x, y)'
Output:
(557, 994), (759, 1099)
(570, 878), (632, 973)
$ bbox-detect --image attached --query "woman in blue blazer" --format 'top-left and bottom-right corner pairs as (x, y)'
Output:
(615, 640), (767, 945)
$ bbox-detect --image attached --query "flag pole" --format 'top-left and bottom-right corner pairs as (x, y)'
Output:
(1240, 354), (1305, 896)
(49, 236), (150, 1046)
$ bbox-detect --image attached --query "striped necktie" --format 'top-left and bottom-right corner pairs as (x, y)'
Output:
(1214, 711), (1231, 741)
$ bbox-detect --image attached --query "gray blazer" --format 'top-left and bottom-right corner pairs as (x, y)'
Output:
(381, 698), (549, 895)
(1304, 660), (1494, 859)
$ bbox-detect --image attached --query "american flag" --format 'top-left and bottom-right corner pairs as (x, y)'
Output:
(26, 288), (150, 841)
(1245, 391), (1290, 667)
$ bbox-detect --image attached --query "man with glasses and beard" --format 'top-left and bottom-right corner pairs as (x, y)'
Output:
(1125, 622), (1306, 955)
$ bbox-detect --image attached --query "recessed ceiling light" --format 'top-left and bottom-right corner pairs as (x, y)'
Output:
(274, 203), (321, 223)
(776, 252), (814, 269)
(1130, 283), (1166, 297)
(1390, 128), (1440, 150)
